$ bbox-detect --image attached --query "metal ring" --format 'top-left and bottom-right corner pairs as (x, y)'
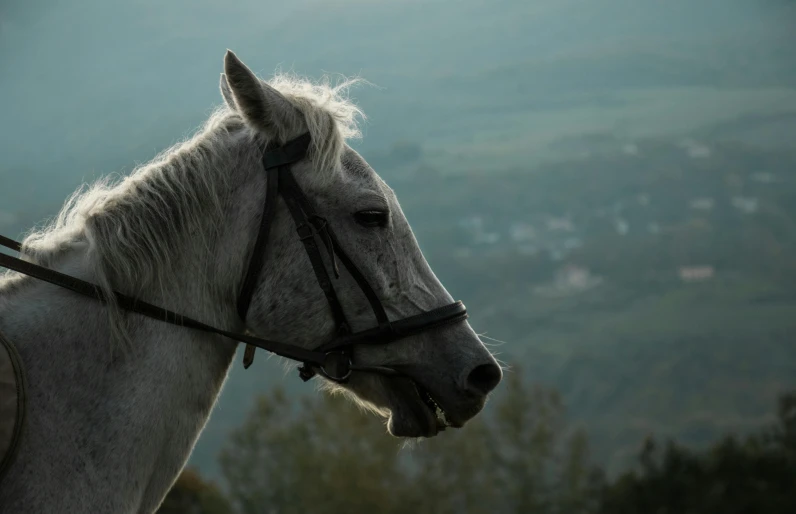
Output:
(319, 352), (353, 382)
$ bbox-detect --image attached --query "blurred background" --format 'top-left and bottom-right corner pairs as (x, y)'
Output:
(2, 0), (796, 512)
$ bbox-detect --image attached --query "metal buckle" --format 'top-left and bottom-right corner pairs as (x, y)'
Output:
(298, 364), (316, 382)
(309, 215), (329, 232)
(319, 351), (352, 382)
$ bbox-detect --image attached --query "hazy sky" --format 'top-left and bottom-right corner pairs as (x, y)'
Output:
(1, 0), (794, 189)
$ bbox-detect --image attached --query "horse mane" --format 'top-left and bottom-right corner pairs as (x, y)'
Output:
(17, 71), (366, 347)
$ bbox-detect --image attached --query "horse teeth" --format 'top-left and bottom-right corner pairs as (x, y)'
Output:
(419, 387), (450, 428)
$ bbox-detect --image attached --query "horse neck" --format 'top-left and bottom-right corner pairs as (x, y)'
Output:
(0, 160), (263, 512)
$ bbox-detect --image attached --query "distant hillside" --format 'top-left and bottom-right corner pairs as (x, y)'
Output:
(386, 130), (796, 473)
(2, 0), (795, 186)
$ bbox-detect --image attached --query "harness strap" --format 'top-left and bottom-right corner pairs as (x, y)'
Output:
(0, 239), (326, 365)
(237, 161), (280, 320)
(0, 235), (21, 253)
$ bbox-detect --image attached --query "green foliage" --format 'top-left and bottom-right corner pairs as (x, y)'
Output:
(598, 391), (796, 514)
(407, 372), (604, 514)
(218, 368), (603, 514)
(218, 389), (410, 514)
(157, 467), (232, 514)
(166, 388), (796, 514)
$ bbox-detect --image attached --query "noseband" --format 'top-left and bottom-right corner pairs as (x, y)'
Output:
(0, 133), (468, 383)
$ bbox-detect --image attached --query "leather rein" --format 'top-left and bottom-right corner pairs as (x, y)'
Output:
(0, 133), (469, 383)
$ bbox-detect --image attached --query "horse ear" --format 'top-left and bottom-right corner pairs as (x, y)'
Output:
(223, 50), (304, 137)
(219, 73), (237, 110)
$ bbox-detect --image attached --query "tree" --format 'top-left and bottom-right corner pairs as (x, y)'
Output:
(406, 371), (603, 514)
(157, 467), (232, 514)
(218, 367), (601, 514)
(598, 391), (796, 514)
(218, 388), (409, 514)
(165, 387), (796, 513)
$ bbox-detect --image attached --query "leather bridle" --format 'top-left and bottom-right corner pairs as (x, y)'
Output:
(0, 133), (469, 383)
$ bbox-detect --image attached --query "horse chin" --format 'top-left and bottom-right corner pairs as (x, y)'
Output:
(323, 371), (455, 438)
(384, 378), (449, 438)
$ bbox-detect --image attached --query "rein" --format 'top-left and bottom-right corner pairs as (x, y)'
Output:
(0, 133), (469, 383)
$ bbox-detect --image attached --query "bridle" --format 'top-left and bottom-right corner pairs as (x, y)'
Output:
(0, 132), (469, 383)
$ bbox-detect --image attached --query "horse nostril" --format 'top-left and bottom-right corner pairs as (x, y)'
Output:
(465, 363), (503, 396)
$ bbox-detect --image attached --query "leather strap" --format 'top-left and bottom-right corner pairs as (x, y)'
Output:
(237, 166), (279, 368)
(0, 242), (327, 366)
(262, 133), (312, 169)
(0, 235), (21, 253)
(237, 163), (280, 320)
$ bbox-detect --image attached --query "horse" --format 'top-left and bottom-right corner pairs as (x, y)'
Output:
(0, 50), (502, 513)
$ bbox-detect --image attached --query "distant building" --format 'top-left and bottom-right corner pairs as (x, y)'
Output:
(750, 172), (776, 184)
(458, 215), (499, 245)
(458, 216), (484, 232)
(546, 217), (575, 232)
(509, 222), (536, 243)
(473, 232), (500, 245)
(563, 237), (583, 250)
(678, 266), (715, 282)
(690, 197), (715, 211)
(454, 248), (472, 259)
(557, 265), (598, 289)
(679, 139), (711, 158)
(622, 143), (640, 156)
(731, 197), (758, 214)
(534, 265), (603, 297)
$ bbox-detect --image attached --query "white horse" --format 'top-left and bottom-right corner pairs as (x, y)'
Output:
(0, 51), (502, 513)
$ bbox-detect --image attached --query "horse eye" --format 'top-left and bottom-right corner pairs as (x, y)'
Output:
(354, 210), (388, 228)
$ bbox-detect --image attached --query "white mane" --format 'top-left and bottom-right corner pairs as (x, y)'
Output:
(16, 72), (366, 345)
